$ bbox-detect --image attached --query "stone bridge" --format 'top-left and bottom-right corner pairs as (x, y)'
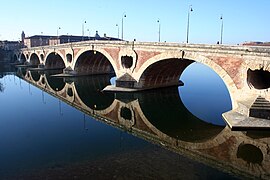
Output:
(16, 70), (270, 179)
(16, 40), (270, 128)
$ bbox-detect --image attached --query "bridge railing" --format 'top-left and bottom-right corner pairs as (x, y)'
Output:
(20, 40), (270, 56)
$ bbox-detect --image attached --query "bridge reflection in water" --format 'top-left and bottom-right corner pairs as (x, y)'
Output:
(16, 68), (270, 179)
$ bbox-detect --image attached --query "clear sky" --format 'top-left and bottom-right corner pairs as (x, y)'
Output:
(0, 0), (269, 44)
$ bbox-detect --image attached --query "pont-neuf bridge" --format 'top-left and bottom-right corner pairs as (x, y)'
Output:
(15, 40), (270, 129)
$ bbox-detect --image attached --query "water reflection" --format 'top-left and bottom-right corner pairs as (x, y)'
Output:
(136, 88), (224, 142)
(13, 68), (270, 179)
(73, 75), (115, 110)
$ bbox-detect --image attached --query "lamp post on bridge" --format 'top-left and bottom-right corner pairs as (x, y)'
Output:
(57, 27), (61, 37)
(87, 29), (90, 40)
(54, 27), (61, 45)
(220, 15), (223, 44)
(116, 24), (119, 39)
(121, 13), (126, 40)
(157, 19), (161, 42)
(82, 20), (86, 41)
(186, 5), (193, 43)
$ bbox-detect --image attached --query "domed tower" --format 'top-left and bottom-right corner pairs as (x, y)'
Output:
(21, 31), (25, 45)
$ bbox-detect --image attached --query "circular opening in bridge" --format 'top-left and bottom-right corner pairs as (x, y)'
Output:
(237, 144), (263, 164)
(67, 88), (73, 97)
(121, 56), (133, 69)
(31, 71), (41, 82)
(247, 68), (270, 89)
(40, 54), (44, 61)
(120, 107), (132, 120)
(66, 54), (72, 63)
(180, 62), (232, 126)
(41, 77), (45, 84)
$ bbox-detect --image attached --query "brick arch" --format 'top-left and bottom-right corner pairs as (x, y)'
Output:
(44, 49), (67, 68)
(72, 47), (119, 77)
(134, 51), (238, 108)
(29, 52), (40, 66)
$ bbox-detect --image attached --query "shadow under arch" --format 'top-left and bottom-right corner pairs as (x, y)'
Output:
(136, 87), (224, 143)
(137, 58), (193, 89)
(74, 50), (115, 76)
(73, 75), (115, 110)
(29, 53), (40, 66)
(45, 52), (66, 70)
(20, 54), (27, 63)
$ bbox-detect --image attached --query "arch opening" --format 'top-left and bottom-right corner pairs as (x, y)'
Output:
(67, 88), (73, 97)
(41, 77), (45, 84)
(30, 71), (41, 82)
(29, 53), (40, 66)
(74, 50), (115, 76)
(45, 75), (66, 92)
(66, 54), (72, 63)
(20, 54), (27, 63)
(40, 54), (44, 62)
(237, 144), (263, 164)
(121, 56), (133, 69)
(247, 68), (270, 89)
(138, 58), (193, 89)
(120, 107), (132, 120)
(45, 53), (65, 70)
(180, 62), (232, 126)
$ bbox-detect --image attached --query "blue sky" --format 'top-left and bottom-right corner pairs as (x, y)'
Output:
(0, 0), (269, 44)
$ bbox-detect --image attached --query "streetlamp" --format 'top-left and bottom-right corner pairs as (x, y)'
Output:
(82, 20), (86, 41)
(220, 15), (223, 44)
(157, 19), (161, 42)
(116, 24), (119, 39)
(87, 29), (90, 40)
(121, 13), (126, 40)
(186, 5), (193, 43)
(57, 27), (61, 37)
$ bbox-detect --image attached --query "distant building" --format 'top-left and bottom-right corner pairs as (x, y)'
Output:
(24, 35), (55, 48)
(23, 31), (121, 48)
(0, 40), (22, 51)
(242, 41), (270, 46)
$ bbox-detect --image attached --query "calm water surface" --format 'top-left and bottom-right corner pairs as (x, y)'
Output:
(0, 63), (268, 179)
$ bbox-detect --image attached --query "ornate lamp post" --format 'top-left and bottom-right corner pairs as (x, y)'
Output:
(121, 13), (126, 40)
(186, 5), (193, 43)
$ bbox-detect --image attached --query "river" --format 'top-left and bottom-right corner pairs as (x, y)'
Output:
(0, 63), (269, 179)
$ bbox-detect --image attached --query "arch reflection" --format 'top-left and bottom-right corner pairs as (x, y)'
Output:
(74, 75), (115, 110)
(136, 87), (224, 142)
